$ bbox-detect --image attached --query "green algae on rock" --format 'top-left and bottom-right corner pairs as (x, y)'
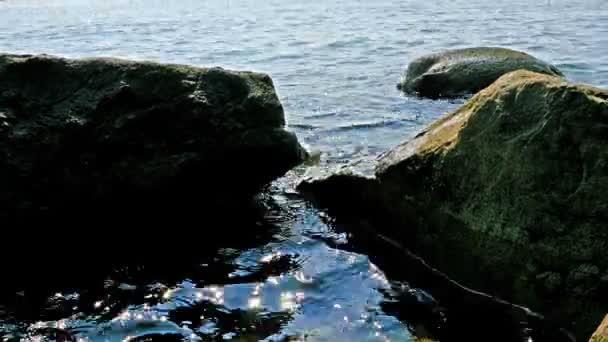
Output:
(301, 70), (608, 339)
(398, 47), (563, 98)
(0, 53), (308, 221)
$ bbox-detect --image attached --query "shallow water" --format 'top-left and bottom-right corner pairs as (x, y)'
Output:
(1, 0), (607, 341)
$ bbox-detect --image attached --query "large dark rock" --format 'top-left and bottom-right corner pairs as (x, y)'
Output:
(0, 53), (307, 222)
(398, 47), (562, 98)
(301, 70), (608, 339)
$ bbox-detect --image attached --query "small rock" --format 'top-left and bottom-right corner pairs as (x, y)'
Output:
(398, 47), (562, 98)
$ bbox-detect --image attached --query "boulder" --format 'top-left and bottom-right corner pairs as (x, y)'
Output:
(0, 53), (307, 222)
(301, 70), (608, 339)
(398, 47), (563, 98)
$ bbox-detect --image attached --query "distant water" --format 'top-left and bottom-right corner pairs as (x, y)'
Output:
(1, 0), (607, 341)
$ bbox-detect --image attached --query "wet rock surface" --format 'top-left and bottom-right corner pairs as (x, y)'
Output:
(0, 53), (307, 223)
(398, 47), (563, 98)
(302, 70), (608, 339)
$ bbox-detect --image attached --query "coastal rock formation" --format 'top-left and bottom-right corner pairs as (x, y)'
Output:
(301, 70), (608, 339)
(398, 47), (563, 98)
(0, 53), (307, 222)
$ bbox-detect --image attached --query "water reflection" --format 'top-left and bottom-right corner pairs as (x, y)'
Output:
(0, 185), (412, 342)
(0, 180), (575, 342)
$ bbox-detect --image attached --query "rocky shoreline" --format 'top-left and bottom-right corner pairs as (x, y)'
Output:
(1, 48), (606, 341)
(301, 49), (608, 340)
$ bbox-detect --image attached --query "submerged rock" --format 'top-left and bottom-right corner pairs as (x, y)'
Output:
(301, 70), (608, 339)
(398, 47), (562, 98)
(0, 53), (307, 222)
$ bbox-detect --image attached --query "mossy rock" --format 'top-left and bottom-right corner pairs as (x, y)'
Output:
(302, 71), (608, 340)
(590, 315), (608, 342)
(398, 47), (562, 98)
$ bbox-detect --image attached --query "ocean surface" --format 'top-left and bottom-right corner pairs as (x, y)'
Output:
(1, 0), (607, 341)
